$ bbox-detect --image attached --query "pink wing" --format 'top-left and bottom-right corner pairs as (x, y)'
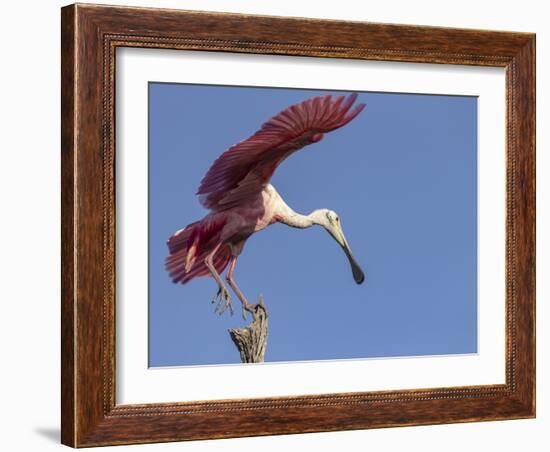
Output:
(197, 93), (365, 210)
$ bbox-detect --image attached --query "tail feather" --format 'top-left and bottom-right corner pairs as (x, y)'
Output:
(165, 216), (230, 284)
(167, 221), (199, 254)
(166, 244), (231, 284)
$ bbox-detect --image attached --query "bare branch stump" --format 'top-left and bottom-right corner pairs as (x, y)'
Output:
(229, 296), (268, 363)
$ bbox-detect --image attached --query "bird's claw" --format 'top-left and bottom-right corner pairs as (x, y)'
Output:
(212, 286), (234, 316)
(241, 295), (261, 321)
(211, 288), (221, 304)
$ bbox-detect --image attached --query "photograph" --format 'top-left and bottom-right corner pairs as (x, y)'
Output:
(148, 84), (478, 367)
(54, 2), (537, 447)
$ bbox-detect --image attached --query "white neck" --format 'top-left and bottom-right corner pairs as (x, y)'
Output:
(278, 208), (327, 229)
(280, 211), (314, 229)
(269, 185), (326, 229)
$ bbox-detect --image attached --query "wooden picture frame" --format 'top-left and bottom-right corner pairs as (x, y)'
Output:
(61, 3), (535, 447)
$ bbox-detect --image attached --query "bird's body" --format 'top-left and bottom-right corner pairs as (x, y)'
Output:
(166, 93), (366, 316)
(166, 184), (309, 284)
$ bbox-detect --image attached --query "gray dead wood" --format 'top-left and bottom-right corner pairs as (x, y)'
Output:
(229, 296), (268, 363)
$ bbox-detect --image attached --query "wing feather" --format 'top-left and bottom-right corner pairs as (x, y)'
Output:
(197, 93), (365, 210)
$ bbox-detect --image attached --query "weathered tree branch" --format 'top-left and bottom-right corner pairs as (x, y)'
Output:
(229, 296), (268, 363)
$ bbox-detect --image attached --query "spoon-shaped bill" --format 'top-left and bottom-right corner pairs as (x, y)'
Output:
(329, 224), (365, 285)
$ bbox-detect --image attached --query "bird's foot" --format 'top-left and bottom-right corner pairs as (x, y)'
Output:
(241, 304), (249, 321)
(240, 295), (262, 321)
(212, 287), (234, 316)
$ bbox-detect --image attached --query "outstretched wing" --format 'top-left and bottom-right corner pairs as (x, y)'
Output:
(197, 93), (365, 210)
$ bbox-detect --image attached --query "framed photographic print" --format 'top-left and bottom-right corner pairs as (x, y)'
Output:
(61, 3), (536, 447)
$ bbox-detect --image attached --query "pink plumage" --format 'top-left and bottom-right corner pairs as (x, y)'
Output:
(166, 93), (366, 315)
(165, 217), (228, 284)
(197, 93), (365, 210)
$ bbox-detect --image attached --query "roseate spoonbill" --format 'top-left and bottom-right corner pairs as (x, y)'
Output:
(166, 93), (366, 318)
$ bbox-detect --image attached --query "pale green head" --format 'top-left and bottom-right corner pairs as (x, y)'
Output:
(310, 209), (365, 285)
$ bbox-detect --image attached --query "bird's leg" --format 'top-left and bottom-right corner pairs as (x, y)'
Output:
(226, 257), (255, 320)
(211, 287), (222, 305)
(204, 244), (233, 316)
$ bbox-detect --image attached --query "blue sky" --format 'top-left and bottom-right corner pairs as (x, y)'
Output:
(148, 83), (477, 367)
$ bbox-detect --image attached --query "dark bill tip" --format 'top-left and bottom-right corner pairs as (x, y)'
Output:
(336, 230), (365, 286)
(345, 250), (365, 285)
(353, 266), (365, 285)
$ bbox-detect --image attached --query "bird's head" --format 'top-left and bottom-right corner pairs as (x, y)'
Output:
(310, 209), (365, 285)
